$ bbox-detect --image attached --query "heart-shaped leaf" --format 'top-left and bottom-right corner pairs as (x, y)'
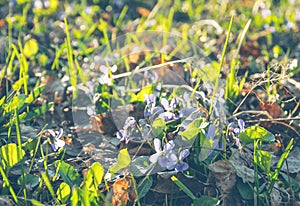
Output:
(239, 126), (275, 145)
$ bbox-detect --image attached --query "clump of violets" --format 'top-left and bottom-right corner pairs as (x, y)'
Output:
(144, 94), (191, 122)
(116, 116), (136, 144)
(150, 138), (190, 172)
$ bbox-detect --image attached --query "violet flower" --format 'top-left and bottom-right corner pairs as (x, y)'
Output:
(158, 97), (182, 121)
(174, 149), (190, 172)
(233, 119), (245, 135)
(144, 94), (156, 107)
(123, 116), (136, 130)
(229, 119), (245, 148)
(144, 94), (159, 118)
(116, 116), (136, 144)
(161, 97), (179, 111)
(116, 129), (130, 144)
(48, 128), (65, 152)
(150, 138), (178, 170)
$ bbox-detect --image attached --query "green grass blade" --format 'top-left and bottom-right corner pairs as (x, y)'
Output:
(209, 15), (234, 115)
(171, 176), (196, 200)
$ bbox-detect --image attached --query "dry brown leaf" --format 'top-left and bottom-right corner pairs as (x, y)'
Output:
(112, 176), (137, 206)
(208, 160), (236, 195)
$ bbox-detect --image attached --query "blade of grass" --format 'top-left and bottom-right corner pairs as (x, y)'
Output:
(41, 172), (56, 200)
(171, 176), (196, 200)
(209, 15), (234, 115)
(0, 166), (18, 204)
(64, 18), (77, 98)
(15, 108), (27, 202)
(268, 138), (294, 195)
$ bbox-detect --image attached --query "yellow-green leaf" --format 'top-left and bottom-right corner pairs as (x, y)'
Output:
(0, 143), (25, 171)
(109, 149), (131, 174)
(57, 182), (71, 204)
(85, 162), (104, 195)
(239, 126), (275, 145)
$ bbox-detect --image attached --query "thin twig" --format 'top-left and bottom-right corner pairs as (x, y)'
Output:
(112, 57), (192, 80)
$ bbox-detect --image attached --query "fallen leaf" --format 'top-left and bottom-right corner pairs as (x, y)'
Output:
(208, 160), (236, 195)
(259, 101), (283, 118)
(112, 176), (137, 206)
(90, 113), (118, 135)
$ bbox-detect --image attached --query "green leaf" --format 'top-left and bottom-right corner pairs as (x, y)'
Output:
(171, 176), (196, 199)
(179, 127), (200, 141)
(5, 94), (27, 113)
(71, 186), (80, 206)
(198, 133), (215, 161)
(24, 39), (39, 58)
(193, 196), (219, 206)
(179, 118), (205, 140)
(152, 118), (166, 138)
(272, 139), (294, 181)
(237, 180), (254, 200)
(130, 85), (154, 103)
(85, 162), (104, 195)
(109, 149), (131, 174)
(57, 182), (71, 204)
(18, 174), (40, 188)
(25, 85), (46, 104)
(137, 176), (153, 199)
(11, 75), (28, 91)
(281, 172), (299, 192)
(31, 199), (44, 206)
(24, 102), (53, 121)
(0, 143), (25, 171)
(129, 156), (157, 177)
(41, 172), (56, 199)
(256, 150), (272, 174)
(54, 160), (82, 187)
(239, 126), (275, 145)
(196, 61), (220, 83)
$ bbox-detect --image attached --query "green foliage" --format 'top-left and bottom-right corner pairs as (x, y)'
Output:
(130, 84), (155, 103)
(54, 160), (82, 188)
(85, 162), (104, 196)
(239, 126), (275, 145)
(0, 143), (25, 172)
(256, 150), (272, 174)
(179, 117), (214, 161)
(171, 176), (219, 206)
(225, 20), (251, 113)
(152, 118), (166, 138)
(137, 176), (153, 199)
(57, 182), (71, 204)
(109, 148), (131, 175)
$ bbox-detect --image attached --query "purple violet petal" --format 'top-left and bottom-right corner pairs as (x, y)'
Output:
(161, 98), (170, 110)
(57, 128), (64, 139)
(154, 138), (161, 153)
(238, 119), (245, 131)
(179, 149), (190, 161)
(170, 97), (178, 111)
(175, 162), (189, 172)
(124, 116), (136, 129)
(163, 140), (175, 152)
(234, 128), (240, 134)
